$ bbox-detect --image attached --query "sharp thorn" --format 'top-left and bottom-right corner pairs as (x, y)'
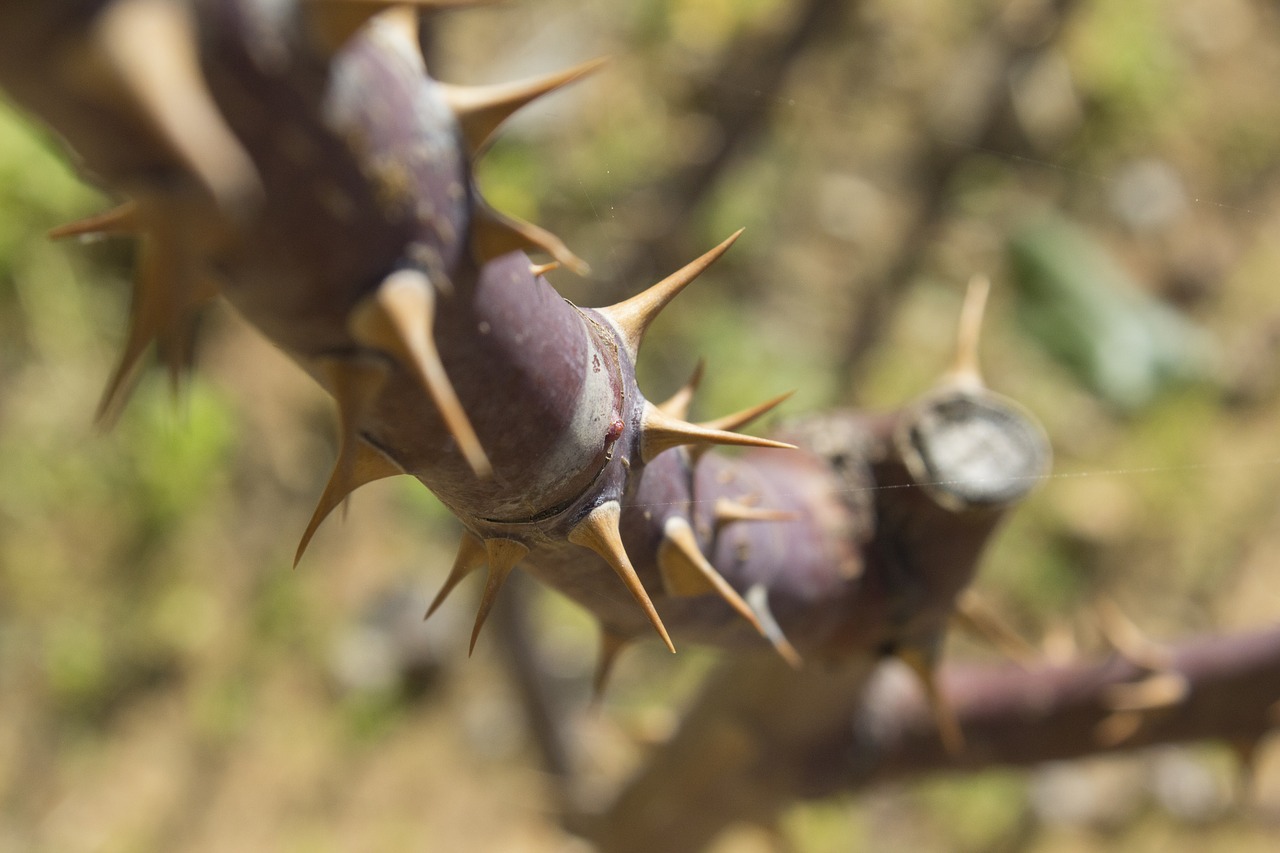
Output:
(48, 201), (139, 241)
(951, 591), (1038, 667)
(745, 584), (802, 669)
(657, 517), (763, 635)
(699, 391), (794, 434)
(1094, 597), (1172, 672)
(1094, 711), (1143, 747)
(1101, 671), (1189, 713)
(425, 531), (486, 619)
(897, 646), (965, 757)
(568, 501), (675, 653)
(471, 196), (589, 275)
(592, 627), (630, 705)
(641, 400), (796, 464)
(95, 303), (154, 428)
(687, 391), (795, 466)
(441, 57), (608, 157)
(469, 538), (528, 655)
(529, 261), (560, 278)
(96, 223), (209, 426)
(712, 498), (799, 531)
(348, 269), (492, 477)
(295, 357), (401, 566)
(948, 273), (990, 388)
(93, 0), (259, 209)
(294, 439), (403, 566)
(656, 358), (705, 420)
(598, 229), (743, 359)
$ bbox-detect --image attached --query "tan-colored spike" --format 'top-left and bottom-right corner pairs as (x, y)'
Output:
(49, 202), (139, 241)
(441, 57), (608, 157)
(567, 501), (675, 653)
(1094, 597), (1172, 671)
(304, 1), (494, 53)
(641, 401), (796, 463)
(948, 273), (990, 388)
(529, 261), (560, 278)
(897, 646), (965, 756)
(1094, 711), (1143, 747)
(712, 498), (798, 531)
(90, 0), (259, 209)
(657, 517), (764, 635)
(471, 197), (589, 275)
(294, 440), (403, 566)
(952, 591), (1038, 667)
(687, 391), (795, 465)
(469, 538), (529, 655)
(96, 223), (210, 425)
(348, 269), (492, 477)
(96, 235), (165, 425)
(592, 627), (631, 704)
(700, 391), (794, 433)
(1101, 671), (1188, 713)
(294, 358), (402, 566)
(598, 229), (743, 359)
(657, 359), (705, 420)
(745, 584), (802, 669)
(424, 531), (486, 619)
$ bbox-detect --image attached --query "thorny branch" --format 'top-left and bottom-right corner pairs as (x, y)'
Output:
(0, 1), (1276, 849)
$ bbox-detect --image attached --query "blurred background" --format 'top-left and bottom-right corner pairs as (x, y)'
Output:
(2, 0), (1280, 849)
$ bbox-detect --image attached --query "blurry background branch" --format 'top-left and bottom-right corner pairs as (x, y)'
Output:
(1, 0), (1279, 851)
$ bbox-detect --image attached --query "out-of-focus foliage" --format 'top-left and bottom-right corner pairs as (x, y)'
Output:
(1009, 213), (1217, 411)
(2, 0), (1280, 850)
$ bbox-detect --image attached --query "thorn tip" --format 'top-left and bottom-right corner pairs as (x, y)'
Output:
(349, 269), (492, 477)
(599, 230), (744, 358)
(568, 502), (675, 653)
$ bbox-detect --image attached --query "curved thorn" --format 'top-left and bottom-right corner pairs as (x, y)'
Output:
(656, 358), (705, 420)
(96, 223), (204, 426)
(658, 517), (763, 635)
(425, 530), (486, 619)
(441, 57), (608, 157)
(598, 229), (743, 359)
(349, 269), (492, 477)
(746, 584), (802, 669)
(294, 440), (402, 566)
(568, 501), (675, 653)
(294, 357), (400, 566)
(641, 401), (796, 464)
(49, 201), (139, 241)
(469, 538), (528, 655)
(471, 195), (589, 275)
